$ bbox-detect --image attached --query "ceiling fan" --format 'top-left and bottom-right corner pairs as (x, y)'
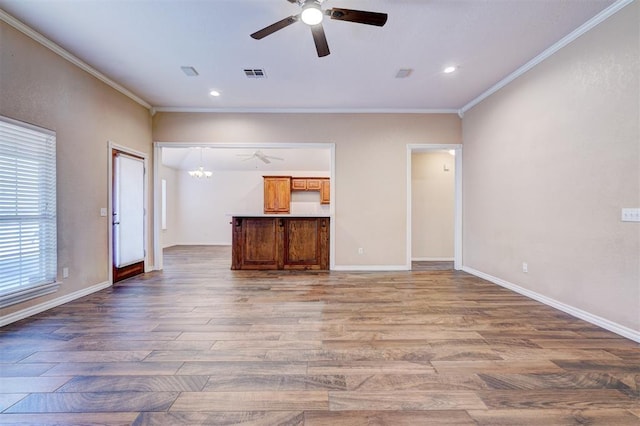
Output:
(237, 150), (284, 164)
(250, 0), (388, 57)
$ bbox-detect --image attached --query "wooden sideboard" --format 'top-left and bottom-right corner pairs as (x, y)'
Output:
(231, 216), (329, 270)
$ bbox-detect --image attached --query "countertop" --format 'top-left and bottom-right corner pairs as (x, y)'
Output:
(228, 213), (332, 218)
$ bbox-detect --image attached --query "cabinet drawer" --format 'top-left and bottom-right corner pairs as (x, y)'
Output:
(306, 179), (322, 190)
(291, 178), (307, 190)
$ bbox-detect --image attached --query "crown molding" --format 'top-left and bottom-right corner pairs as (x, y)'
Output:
(460, 0), (635, 114)
(0, 9), (151, 110)
(151, 107), (460, 114)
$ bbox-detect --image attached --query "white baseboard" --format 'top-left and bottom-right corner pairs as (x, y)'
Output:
(0, 281), (111, 327)
(412, 257), (454, 262)
(462, 266), (640, 343)
(332, 265), (410, 271)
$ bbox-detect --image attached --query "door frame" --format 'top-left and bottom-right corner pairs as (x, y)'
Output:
(108, 141), (150, 284)
(152, 142), (336, 272)
(406, 144), (462, 270)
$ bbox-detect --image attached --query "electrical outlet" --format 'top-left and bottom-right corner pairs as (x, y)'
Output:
(522, 262), (528, 273)
(63, 267), (69, 278)
(358, 247), (364, 255)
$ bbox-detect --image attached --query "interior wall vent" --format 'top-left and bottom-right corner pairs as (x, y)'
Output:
(244, 69), (267, 78)
(395, 68), (413, 78)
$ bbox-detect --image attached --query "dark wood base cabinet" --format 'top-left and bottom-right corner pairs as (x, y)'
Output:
(232, 216), (329, 270)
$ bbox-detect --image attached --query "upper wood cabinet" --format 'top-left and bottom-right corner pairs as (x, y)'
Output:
(306, 179), (322, 191)
(263, 176), (291, 214)
(320, 179), (330, 204)
(264, 176), (330, 213)
(291, 178), (307, 191)
(290, 177), (330, 204)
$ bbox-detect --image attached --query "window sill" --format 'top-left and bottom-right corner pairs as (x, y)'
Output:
(0, 282), (61, 309)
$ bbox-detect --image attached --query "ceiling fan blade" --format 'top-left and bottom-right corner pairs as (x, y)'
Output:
(327, 8), (388, 27)
(250, 15), (300, 40)
(254, 151), (272, 164)
(310, 24), (330, 57)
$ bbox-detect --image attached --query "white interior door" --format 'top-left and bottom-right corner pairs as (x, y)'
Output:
(113, 152), (145, 277)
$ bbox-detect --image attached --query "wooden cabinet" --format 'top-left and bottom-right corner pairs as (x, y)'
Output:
(232, 216), (329, 270)
(291, 178), (307, 191)
(264, 176), (330, 213)
(320, 179), (330, 204)
(290, 177), (330, 204)
(306, 179), (322, 191)
(231, 217), (282, 270)
(283, 217), (329, 270)
(263, 176), (291, 214)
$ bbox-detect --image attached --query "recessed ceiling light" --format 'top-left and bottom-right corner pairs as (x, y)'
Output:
(443, 66), (457, 74)
(209, 90), (221, 97)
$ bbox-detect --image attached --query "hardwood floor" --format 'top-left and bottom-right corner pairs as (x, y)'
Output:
(1, 245), (638, 425)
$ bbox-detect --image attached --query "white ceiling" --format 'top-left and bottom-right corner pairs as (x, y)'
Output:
(0, 0), (617, 111)
(162, 147), (331, 172)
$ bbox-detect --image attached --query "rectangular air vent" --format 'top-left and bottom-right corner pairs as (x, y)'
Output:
(181, 66), (199, 77)
(395, 68), (413, 78)
(244, 69), (267, 78)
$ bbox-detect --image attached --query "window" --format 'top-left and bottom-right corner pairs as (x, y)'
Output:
(0, 116), (58, 308)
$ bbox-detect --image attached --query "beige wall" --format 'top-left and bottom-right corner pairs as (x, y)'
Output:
(462, 2), (639, 331)
(153, 113), (462, 266)
(0, 22), (152, 317)
(412, 152), (455, 260)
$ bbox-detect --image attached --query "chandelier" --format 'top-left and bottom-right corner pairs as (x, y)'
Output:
(188, 148), (212, 178)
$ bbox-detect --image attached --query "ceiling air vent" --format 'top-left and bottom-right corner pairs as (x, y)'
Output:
(244, 69), (267, 78)
(395, 68), (413, 78)
(180, 66), (199, 77)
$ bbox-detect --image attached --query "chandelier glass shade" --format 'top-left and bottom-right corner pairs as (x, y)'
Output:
(189, 148), (212, 178)
(188, 166), (212, 178)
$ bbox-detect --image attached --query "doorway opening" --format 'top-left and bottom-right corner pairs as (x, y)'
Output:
(152, 142), (336, 272)
(108, 143), (149, 284)
(406, 144), (462, 270)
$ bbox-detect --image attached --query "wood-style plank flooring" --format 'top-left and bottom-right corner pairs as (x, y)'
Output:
(1, 245), (638, 425)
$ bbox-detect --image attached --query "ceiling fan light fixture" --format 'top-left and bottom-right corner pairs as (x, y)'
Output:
(301, 4), (324, 25)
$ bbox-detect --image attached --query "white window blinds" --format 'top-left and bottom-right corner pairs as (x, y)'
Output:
(0, 116), (58, 308)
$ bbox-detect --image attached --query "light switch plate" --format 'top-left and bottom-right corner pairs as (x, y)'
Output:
(621, 208), (640, 222)
(100, 208), (108, 217)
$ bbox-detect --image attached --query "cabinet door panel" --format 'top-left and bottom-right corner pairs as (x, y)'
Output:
(283, 218), (329, 270)
(320, 179), (330, 204)
(264, 177), (291, 213)
(240, 218), (282, 269)
(285, 219), (319, 266)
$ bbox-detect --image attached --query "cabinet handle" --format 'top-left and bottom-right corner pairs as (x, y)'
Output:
(279, 219), (284, 227)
